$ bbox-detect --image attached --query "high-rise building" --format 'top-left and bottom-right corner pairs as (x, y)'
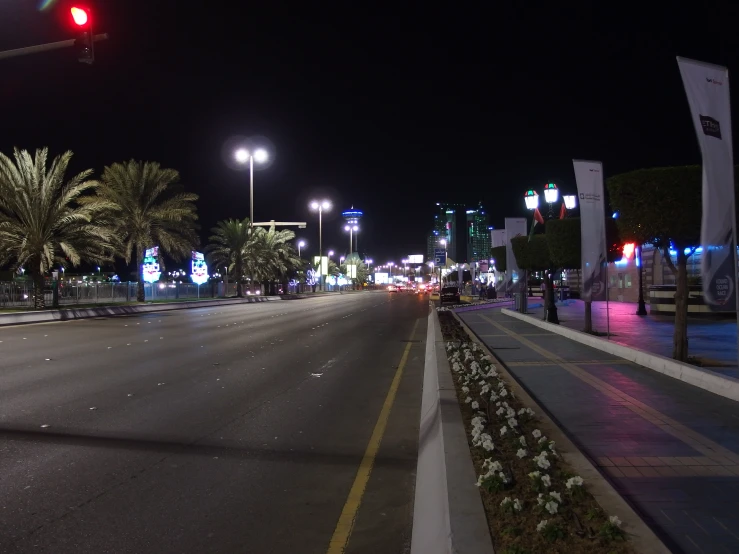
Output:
(342, 206), (363, 253)
(466, 202), (491, 263)
(427, 203), (462, 262)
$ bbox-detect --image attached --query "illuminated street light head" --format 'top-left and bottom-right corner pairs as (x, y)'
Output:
(344, 225), (350, 231)
(310, 201), (319, 210)
(524, 189), (539, 210)
(352, 225), (358, 231)
(563, 195), (577, 209)
(321, 200), (331, 210)
(234, 148), (249, 164)
(440, 239), (447, 246)
(298, 240), (306, 247)
(328, 250), (334, 257)
(253, 148), (268, 163)
(543, 182), (559, 204)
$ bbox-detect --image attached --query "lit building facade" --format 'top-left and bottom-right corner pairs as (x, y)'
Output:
(427, 203), (461, 262)
(465, 203), (491, 263)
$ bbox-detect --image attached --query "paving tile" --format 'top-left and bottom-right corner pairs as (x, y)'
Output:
(597, 456), (614, 467)
(658, 456), (684, 465)
(641, 456), (667, 466)
(655, 466), (681, 478)
(707, 466), (736, 477)
(608, 456), (631, 466)
(637, 466), (661, 477)
(625, 456), (648, 466)
(619, 467), (642, 478)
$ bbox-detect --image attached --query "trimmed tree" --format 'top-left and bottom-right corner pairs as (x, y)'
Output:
(511, 234), (558, 323)
(607, 166), (702, 362)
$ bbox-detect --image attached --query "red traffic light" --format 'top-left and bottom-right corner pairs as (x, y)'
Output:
(70, 6), (89, 26)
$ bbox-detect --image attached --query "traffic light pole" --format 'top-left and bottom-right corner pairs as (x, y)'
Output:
(0, 33), (108, 61)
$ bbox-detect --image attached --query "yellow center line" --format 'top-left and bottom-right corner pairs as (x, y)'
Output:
(479, 314), (739, 465)
(326, 318), (420, 554)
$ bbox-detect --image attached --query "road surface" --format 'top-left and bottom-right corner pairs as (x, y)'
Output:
(0, 292), (428, 554)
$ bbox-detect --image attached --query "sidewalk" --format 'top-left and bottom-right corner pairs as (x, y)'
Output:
(525, 299), (738, 379)
(458, 306), (739, 554)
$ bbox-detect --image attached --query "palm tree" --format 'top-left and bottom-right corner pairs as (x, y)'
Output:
(97, 160), (199, 301)
(254, 225), (301, 294)
(0, 148), (117, 309)
(205, 218), (254, 297)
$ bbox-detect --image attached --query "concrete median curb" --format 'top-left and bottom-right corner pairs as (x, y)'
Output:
(501, 308), (739, 402)
(410, 307), (494, 554)
(0, 296), (281, 327)
(453, 311), (671, 554)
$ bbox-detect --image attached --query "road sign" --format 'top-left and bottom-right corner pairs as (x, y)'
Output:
(434, 248), (446, 266)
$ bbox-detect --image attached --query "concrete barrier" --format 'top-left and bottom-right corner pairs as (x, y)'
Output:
(410, 307), (494, 554)
(0, 296), (281, 327)
(502, 308), (739, 402)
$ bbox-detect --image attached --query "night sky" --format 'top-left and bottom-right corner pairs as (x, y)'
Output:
(2, 1), (738, 270)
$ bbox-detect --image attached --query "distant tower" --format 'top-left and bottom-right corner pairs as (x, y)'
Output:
(342, 206), (363, 253)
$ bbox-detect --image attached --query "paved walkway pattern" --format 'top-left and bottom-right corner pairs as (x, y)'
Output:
(525, 299), (738, 378)
(458, 306), (739, 554)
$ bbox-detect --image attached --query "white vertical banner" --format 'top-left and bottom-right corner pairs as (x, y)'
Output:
(504, 218), (527, 293)
(573, 160), (607, 302)
(677, 57), (737, 311)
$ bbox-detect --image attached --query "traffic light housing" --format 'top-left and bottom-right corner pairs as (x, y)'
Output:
(70, 6), (94, 64)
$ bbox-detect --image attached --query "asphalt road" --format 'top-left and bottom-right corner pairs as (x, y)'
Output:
(0, 291), (429, 554)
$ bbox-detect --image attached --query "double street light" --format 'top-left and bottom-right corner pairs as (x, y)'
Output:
(298, 240), (306, 257)
(344, 224), (358, 254)
(234, 147), (269, 225)
(310, 200), (331, 289)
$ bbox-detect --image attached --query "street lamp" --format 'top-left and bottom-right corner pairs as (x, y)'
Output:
(524, 189), (540, 210)
(328, 250), (334, 258)
(344, 224), (358, 254)
(298, 240), (305, 257)
(366, 258), (373, 269)
(543, 183), (559, 219)
(310, 200), (331, 289)
(234, 147), (269, 225)
(563, 195), (577, 210)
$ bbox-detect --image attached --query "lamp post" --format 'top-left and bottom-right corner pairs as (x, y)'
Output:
(309, 200), (331, 290)
(388, 261), (395, 282)
(298, 240), (305, 258)
(234, 147), (269, 225)
(344, 224), (358, 254)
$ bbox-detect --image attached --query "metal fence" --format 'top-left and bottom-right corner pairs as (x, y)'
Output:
(0, 281), (238, 309)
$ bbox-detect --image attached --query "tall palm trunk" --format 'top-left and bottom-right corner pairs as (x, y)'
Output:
(32, 270), (46, 310)
(135, 245), (145, 302)
(235, 261), (243, 297)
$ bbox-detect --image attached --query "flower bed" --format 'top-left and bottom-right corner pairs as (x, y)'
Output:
(437, 309), (631, 554)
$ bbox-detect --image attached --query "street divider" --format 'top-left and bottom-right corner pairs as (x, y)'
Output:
(0, 296), (281, 327)
(410, 306), (494, 554)
(502, 308), (739, 402)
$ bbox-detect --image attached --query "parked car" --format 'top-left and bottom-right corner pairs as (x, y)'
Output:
(387, 284), (398, 292)
(440, 286), (460, 305)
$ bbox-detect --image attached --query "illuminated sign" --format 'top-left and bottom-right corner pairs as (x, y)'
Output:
(142, 246), (161, 283)
(191, 251), (209, 285)
(407, 254), (424, 264)
(375, 272), (389, 284)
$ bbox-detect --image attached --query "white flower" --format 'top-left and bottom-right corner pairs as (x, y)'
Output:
(517, 408), (526, 416)
(471, 401), (480, 410)
(506, 407), (516, 418)
(537, 493), (545, 506)
(500, 426), (508, 437)
(495, 407), (505, 416)
(482, 439), (495, 451)
(548, 441), (556, 451)
(489, 391), (499, 402)
(545, 501), (558, 514)
(538, 436), (548, 444)
(541, 474), (551, 487)
(536, 519), (548, 532)
(528, 471), (540, 478)
(465, 397), (472, 404)
(500, 497), (512, 507)
(498, 471), (508, 482)
(471, 416), (486, 427)
(507, 417), (518, 428)
(519, 436), (527, 447)
(470, 361), (480, 372)
(513, 499), (523, 511)
(549, 491), (562, 502)
(481, 384), (490, 394)
(526, 408), (535, 416)
(533, 453), (551, 469)
(609, 515), (622, 527)
(516, 448), (527, 459)
(532, 429), (542, 439)
(499, 388), (508, 398)
(452, 362), (462, 372)
(566, 476), (584, 489)
(462, 386), (470, 393)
